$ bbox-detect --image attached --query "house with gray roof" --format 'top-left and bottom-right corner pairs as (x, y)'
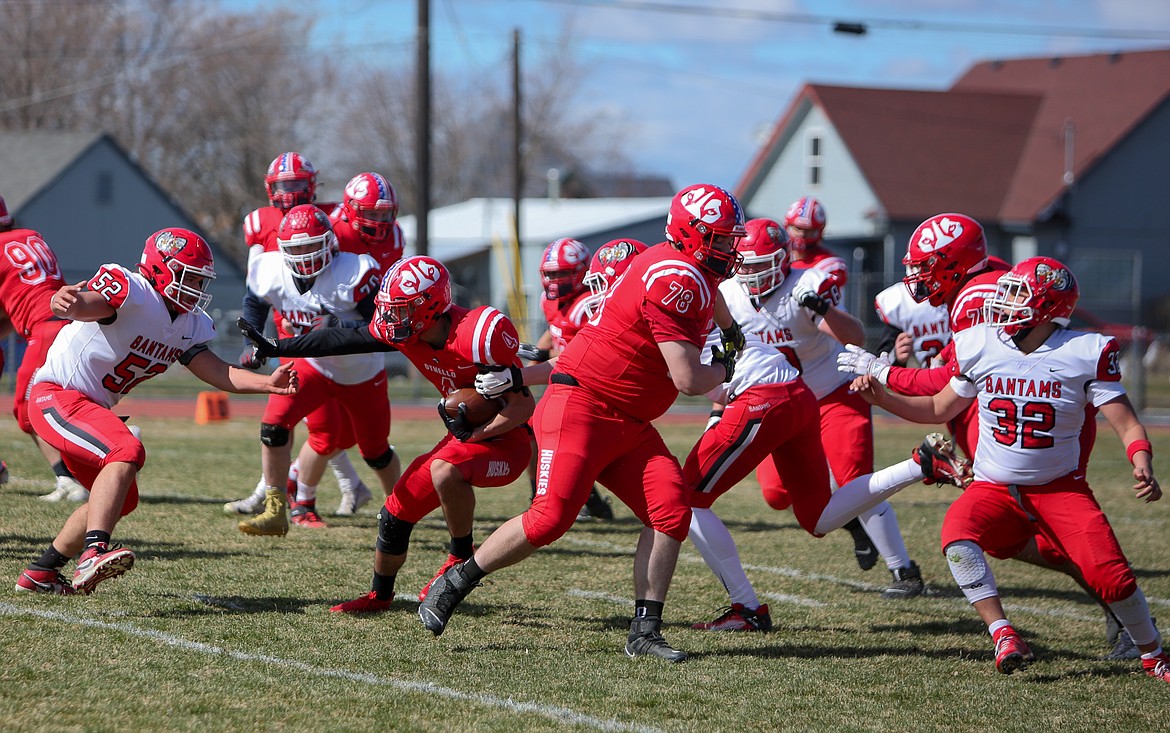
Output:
(0, 130), (244, 313)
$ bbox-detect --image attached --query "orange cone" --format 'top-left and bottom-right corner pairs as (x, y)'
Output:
(195, 391), (230, 424)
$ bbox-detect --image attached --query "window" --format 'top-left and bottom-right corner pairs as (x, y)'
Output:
(806, 133), (823, 187)
(96, 172), (113, 204)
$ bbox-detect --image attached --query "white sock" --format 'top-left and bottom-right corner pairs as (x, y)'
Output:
(1109, 588), (1160, 647)
(857, 501), (911, 570)
(814, 458), (922, 535)
(252, 476), (266, 498)
(988, 618), (1012, 636)
(329, 451), (361, 494)
(689, 508), (761, 609)
(288, 459), (300, 483)
(294, 479), (318, 504)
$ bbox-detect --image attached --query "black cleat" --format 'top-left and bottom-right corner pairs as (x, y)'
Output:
(843, 517), (878, 571)
(881, 561), (925, 599)
(577, 486), (615, 522)
(625, 617), (687, 663)
(417, 564), (477, 636)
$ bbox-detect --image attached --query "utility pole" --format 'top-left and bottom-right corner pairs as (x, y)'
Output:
(416, 0), (431, 256)
(512, 28), (523, 267)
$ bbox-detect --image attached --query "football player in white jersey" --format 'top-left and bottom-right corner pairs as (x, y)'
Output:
(852, 257), (1170, 684)
(721, 218), (928, 598)
(684, 329), (970, 631)
(873, 281), (951, 367)
(14, 228), (297, 596)
(237, 205), (399, 537)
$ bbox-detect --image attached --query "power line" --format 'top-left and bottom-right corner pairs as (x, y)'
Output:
(524, 0), (1170, 42)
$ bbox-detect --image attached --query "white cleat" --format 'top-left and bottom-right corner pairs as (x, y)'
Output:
(40, 476), (89, 502)
(335, 482), (373, 516)
(223, 491), (267, 515)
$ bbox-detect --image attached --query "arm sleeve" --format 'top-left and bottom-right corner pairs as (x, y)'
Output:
(885, 362), (954, 396)
(270, 325), (394, 357)
(241, 288), (271, 346)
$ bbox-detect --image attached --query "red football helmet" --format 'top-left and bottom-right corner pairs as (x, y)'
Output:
(665, 183), (746, 279)
(0, 194), (12, 230)
(341, 172), (399, 245)
(539, 237), (590, 301)
(784, 196), (826, 252)
(375, 255), (453, 342)
(583, 238), (648, 315)
(902, 213), (988, 307)
(735, 218), (789, 298)
(985, 256), (1079, 335)
(265, 152), (317, 211)
(138, 227), (216, 314)
(277, 205), (335, 279)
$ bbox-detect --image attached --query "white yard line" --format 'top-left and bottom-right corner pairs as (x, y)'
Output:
(0, 602), (663, 733)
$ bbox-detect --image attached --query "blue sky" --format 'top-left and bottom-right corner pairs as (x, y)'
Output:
(297, 0), (1170, 192)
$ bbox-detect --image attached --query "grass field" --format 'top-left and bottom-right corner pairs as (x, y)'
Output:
(2, 407), (1168, 733)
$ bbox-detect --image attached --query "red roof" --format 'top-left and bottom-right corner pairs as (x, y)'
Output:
(739, 48), (1170, 225)
(952, 48), (1170, 222)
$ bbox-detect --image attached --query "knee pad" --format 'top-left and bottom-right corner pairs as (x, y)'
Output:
(364, 446), (397, 471)
(376, 506), (414, 555)
(260, 423), (290, 447)
(944, 540), (998, 604)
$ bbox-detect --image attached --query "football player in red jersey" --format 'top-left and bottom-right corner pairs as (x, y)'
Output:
(784, 196), (848, 290)
(528, 237), (615, 520)
(236, 206), (396, 536)
(839, 213), (1139, 658)
(853, 258), (1170, 684)
(416, 184), (750, 661)
(16, 228), (297, 596)
(0, 195), (89, 501)
(239, 255), (535, 612)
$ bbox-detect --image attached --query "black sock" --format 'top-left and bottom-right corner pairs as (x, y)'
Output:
(52, 461), (74, 479)
(635, 599), (664, 619)
(32, 545), (70, 571)
(449, 533), (475, 559)
(461, 557), (487, 583)
(372, 571), (396, 600)
(84, 530), (112, 552)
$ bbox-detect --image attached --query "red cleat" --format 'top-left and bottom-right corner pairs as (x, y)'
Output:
(992, 625), (1034, 674)
(330, 591), (393, 614)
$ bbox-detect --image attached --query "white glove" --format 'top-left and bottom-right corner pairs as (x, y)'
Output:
(836, 344), (892, 385)
(475, 365), (523, 398)
(705, 409), (724, 432)
(791, 270), (838, 316)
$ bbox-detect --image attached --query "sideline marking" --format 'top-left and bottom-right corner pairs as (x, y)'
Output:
(0, 602), (663, 733)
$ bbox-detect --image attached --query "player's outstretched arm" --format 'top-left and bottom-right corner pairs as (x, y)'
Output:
(185, 349), (299, 395)
(850, 374), (969, 425)
(660, 340), (730, 396)
(1100, 396), (1161, 503)
(52, 281), (116, 322)
(238, 316), (392, 358)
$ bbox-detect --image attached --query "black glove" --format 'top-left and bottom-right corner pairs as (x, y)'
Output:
(239, 344), (264, 370)
(797, 291), (830, 316)
(437, 401), (474, 442)
(719, 321), (745, 356)
(517, 343), (551, 362)
(710, 344), (737, 382)
(238, 317), (278, 357)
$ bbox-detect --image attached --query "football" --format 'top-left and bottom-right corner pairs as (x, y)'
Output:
(441, 387), (505, 428)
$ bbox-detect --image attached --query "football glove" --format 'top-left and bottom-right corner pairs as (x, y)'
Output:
(437, 401), (474, 442)
(517, 342), (551, 362)
(793, 284), (830, 315)
(238, 317), (278, 358)
(238, 344), (264, 370)
(719, 321), (746, 356)
(710, 344), (738, 383)
(836, 344), (892, 385)
(475, 365), (525, 398)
